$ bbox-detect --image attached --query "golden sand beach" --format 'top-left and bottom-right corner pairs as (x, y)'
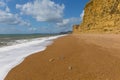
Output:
(5, 34), (120, 80)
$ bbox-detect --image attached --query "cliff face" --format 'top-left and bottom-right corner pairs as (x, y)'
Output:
(73, 0), (120, 33)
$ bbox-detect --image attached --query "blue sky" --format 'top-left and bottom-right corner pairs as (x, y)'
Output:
(0, 0), (89, 34)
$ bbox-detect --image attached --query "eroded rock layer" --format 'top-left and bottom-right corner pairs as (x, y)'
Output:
(73, 0), (120, 33)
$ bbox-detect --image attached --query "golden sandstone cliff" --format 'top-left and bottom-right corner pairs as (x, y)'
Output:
(73, 0), (120, 33)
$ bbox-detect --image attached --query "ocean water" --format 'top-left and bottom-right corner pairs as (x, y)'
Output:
(0, 34), (66, 80)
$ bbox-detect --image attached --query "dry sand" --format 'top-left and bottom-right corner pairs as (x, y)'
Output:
(5, 34), (120, 80)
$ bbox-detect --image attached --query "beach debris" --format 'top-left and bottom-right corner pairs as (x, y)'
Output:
(68, 66), (72, 70)
(49, 58), (55, 62)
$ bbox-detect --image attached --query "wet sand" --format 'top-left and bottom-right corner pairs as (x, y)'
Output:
(5, 34), (120, 80)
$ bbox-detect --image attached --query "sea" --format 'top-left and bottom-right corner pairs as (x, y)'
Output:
(0, 34), (66, 80)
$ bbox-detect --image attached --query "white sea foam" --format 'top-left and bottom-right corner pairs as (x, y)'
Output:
(0, 35), (66, 80)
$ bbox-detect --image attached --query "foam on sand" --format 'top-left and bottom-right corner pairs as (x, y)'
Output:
(0, 35), (66, 80)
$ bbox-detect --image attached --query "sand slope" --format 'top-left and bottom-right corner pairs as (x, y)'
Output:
(5, 34), (120, 80)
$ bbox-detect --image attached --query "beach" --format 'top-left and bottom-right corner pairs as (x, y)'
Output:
(5, 34), (120, 80)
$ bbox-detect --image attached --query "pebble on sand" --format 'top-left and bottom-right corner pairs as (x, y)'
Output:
(49, 58), (55, 62)
(68, 66), (72, 70)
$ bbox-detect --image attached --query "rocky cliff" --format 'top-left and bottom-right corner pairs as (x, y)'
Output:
(73, 0), (120, 33)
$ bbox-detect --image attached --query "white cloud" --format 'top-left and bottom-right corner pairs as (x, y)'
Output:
(57, 11), (84, 27)
(5, 6), (10, 12)
(57, 19), (69, 27)
(80, 10), (84, 20)
(0, 10), (30, 26)
(56, 17), (80, 27)
(16, 0), (65, 22)
(0, 1), (6, 7)
(0, 1), (30, 26)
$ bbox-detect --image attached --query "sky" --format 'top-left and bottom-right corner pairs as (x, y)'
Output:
(0, 0), (89, 34)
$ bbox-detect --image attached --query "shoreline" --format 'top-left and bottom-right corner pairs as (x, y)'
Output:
(0, 34), (66, 80)
(5, 34), (120, 80)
